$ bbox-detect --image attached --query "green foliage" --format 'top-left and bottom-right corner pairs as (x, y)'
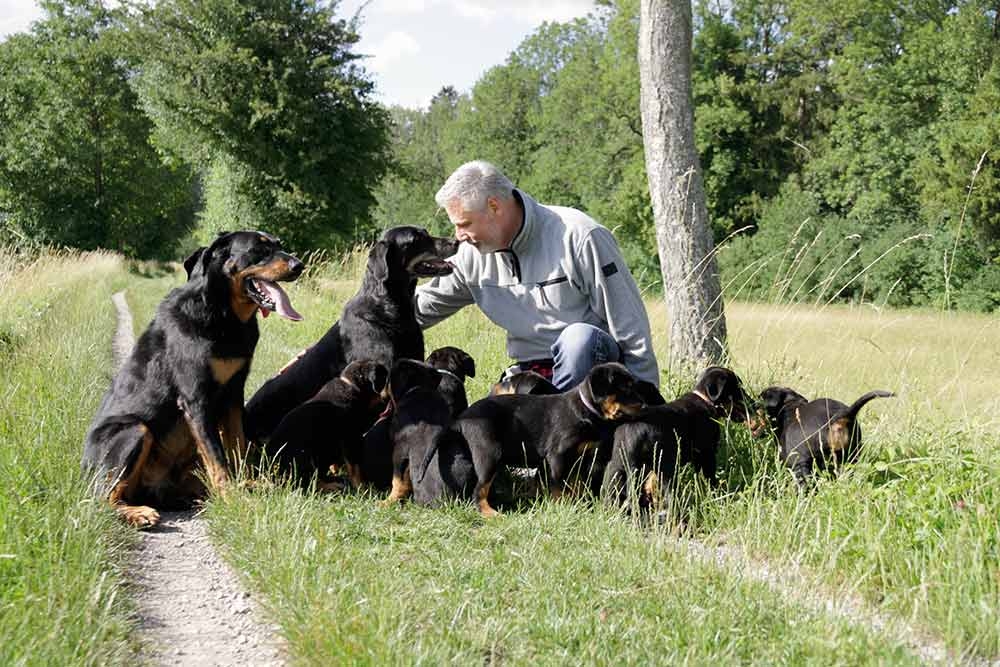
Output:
(375, 0), (999, 311)
(129, 0), (392, 252)
(0, 0), (195, 258)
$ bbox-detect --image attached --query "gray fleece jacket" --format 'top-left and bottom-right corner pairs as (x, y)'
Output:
(414, 190), (659, 384)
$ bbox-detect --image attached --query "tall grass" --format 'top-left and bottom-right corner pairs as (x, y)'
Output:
(0, 248), (139, 665)
(4, 241), (996, 663)
(203, 248), (998, 661)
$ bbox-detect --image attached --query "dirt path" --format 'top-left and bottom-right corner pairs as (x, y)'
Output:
(111, 291), (286, 667)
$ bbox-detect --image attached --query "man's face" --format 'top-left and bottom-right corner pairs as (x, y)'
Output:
(446, 197), (506, 254)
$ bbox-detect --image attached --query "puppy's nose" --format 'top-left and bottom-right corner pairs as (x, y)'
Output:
(287, 257), (305, 277)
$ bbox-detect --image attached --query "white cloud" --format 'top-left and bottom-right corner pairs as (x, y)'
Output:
(450, 0), (497, 22)
(368, 0), (427, 15)
(444, 0), (595, 24)
(367, 30), (421, 72)
(0, 0), (43, 39)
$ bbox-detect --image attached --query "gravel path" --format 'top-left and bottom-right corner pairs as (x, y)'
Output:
(111, 291), (287, 667)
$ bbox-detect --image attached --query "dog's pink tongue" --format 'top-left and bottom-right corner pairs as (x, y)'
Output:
(256, 280), (303, 321)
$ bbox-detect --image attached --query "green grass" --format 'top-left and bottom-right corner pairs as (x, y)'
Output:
(4, 246), (998, 664)
(0, 250), (139, 665)
(207, 490), (921, 666)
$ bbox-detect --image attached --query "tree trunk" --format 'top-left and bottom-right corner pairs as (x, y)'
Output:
(638, 0), (728, 374)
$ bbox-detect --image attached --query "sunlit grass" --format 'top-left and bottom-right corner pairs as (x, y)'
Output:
(4, 243), (997, 662)
(0, 248), (138, 665)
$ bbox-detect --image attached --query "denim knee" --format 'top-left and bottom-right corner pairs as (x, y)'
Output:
(550, 323), (621, 391)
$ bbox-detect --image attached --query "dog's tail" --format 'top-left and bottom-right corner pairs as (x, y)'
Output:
(843, 390), (895, 421)
(824, 390), (894, 453)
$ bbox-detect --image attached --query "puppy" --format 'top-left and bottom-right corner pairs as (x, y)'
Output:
(81, 232), (303, 527)
(362, 347), (476, 492)
(244, 226), (459, 442)
(603, 367), (751, 507)
(265, 360), (387, 489)
(451, 362), (647, 516)
(490, 370), (559, 397)
(754, 386), (894, 482)
(382, 359), (474, 506)
(425, 346), (477, 417)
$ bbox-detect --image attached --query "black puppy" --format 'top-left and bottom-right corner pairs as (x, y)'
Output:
(381, 359), (474, 506)
(361, 346), (475, 491)
(244, 226), (458, 442)
(81, 232), (304, 527)
(754, 386), (894, 482)
(603, 367), (752, 507)
(265, 360), (387, 489)
(450, 362), (647, 516)
(490, 370), (559, 396)
(425, 346), (477, 417)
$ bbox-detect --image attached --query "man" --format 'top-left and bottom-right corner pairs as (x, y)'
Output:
(416, 160), (659, 390)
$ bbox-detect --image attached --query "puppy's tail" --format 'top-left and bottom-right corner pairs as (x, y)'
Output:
(843, 390), (895, 421)
(413, 427), (450, 485)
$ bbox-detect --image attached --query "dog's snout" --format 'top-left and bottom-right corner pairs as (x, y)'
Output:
(286, 256), (305, 278)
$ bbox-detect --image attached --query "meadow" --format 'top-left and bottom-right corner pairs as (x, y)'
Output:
(1, 245), (997, 664)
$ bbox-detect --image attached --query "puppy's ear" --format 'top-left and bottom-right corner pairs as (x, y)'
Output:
(368, 363), (389, 393)
(462, 353), (476, 379)
(703, 369), (730, 404)
(369, 241), (390, 283)
(586, 363), (616, 400)
(183, 247), (207, 280)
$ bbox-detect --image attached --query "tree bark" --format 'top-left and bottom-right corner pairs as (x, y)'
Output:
(638, 0), (728, 374)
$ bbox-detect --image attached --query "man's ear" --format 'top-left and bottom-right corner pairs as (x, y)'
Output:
(368, 241), (389, 283)
(183, 247), (207, 280)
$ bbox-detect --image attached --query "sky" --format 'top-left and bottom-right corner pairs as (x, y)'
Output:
(1, 0), (598, 109)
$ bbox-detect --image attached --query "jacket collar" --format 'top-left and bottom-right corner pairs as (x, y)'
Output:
(508, 188), (538, 255)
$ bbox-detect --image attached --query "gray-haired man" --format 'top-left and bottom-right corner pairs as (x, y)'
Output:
(415, 160), (659, 390)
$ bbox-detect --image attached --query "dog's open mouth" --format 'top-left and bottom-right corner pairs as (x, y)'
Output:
(245, 278), (303, 321)
(412, 258), (454, 277)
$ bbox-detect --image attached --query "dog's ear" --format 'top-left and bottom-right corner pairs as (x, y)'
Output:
(368, 363), (389, 393)
(369, 241), (390, 283)
(587, 363), (627, 400)
(183, 247), (207, 280)
(702, 368), (732, 404)
(461, 352), (476, 379)
(195, 232), (236, 276)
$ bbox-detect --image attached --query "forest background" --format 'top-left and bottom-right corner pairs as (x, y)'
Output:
(1, 0), (998, 312)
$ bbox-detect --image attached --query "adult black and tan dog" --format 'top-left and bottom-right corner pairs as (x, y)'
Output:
(602, 367), (752, 507)
(264, 360), (387, 489)
(451, 362), (647, 516)
(81, 231), (304, 528)
(244, 226), (458, 443)
(754, 386), (894, 482)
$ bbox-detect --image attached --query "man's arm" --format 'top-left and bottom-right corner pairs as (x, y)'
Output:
(414, 268), (474, 329)
(576, 228), (660, 384)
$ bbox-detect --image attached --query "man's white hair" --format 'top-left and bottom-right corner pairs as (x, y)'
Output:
(435, 160), (515, 212)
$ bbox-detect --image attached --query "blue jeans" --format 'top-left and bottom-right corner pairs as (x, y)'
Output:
(551, 323), (622, 391)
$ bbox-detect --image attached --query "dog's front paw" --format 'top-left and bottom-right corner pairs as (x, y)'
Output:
(120, 505), (161, 529)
